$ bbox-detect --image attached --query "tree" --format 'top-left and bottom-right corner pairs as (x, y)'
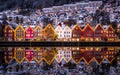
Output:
(54, 34), (58, 40)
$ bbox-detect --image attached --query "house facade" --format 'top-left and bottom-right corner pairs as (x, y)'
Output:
(82, 23), (94, 41)
(63, 26), (72, 41)
(4, 25), (14, 41)
(72, 49), (83, 64)
(55, 49), (64, 63)
(44, 24), (56, 41)
(33, 48), (44, 63)
(25, 26), (34, 40)
(14, 48), (25, 64)
(25, 49), (34, 62)
(55, 25), (63, 41)
(43, 48), (56, 65)
(94, 24), (105, 41)
(14, 25), (25, 41)
(72, 25), (82, 41)
(63, 47), (72, 63)
(4, 47), (14, 63)
(105, 26), (115, 41)
(34, 25), (44, 41)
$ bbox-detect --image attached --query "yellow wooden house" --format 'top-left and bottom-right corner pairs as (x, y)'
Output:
(14, 25), (25, 41)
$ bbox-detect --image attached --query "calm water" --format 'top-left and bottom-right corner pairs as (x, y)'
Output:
(0, 47), (120, 75)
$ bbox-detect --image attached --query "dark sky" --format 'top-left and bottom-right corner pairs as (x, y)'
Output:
(0, 0), (105, 11)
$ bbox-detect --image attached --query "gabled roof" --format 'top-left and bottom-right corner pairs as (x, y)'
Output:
(72, 24), (82, 31)
(34, 25), (43, 31)
(94, 24), (104, 31)
(14, 25), (25, 31)
(4, 25), (13, 31)
(83, 23), (94, 32)
(63, 25), (71, 31)
(25, 26), (33, 31)
(106, 25), (115, 31)
(44, 24), (56, 33)
(55, 25), (63, 30)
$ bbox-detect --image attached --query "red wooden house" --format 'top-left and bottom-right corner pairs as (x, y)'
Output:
(4, 25), (14, 41)
(83, 47), (94, 64)
(25, 26), (34, 40)
(72, 25), (82, 41)
(105, 26), (115, 41)
(25, 49), (34, 62)
(94, 24), (105, 41)
(4, 47), (14, 63)
(93, 47), (106, 65)
(72, 49), (83, 64)
(82, 23), (94, 41)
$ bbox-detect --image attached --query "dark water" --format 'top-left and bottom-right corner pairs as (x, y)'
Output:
(0, 47), (120, 75)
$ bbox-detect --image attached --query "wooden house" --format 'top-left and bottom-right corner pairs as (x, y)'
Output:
(105, 25), (115, 41)
(4, 25), (14, 41)
(94, 24), (105, 41)
(14, 25), (25, 41)
(44, 24), (56, 41)
(14, 48), (25, 64)
(25, 26), (34, 40)
(82, 23), (94, 41)
(63, 26), (72, 41)
(55, 25), (63, 41)
(33, 25), (44, 41)
(71, 25), (82, 41)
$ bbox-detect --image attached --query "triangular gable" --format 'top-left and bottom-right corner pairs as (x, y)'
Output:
(72, 24), (82, 31)
(14, 25), (25, 31)
(94, 24), (104, 31)
(4, 25), (13, 31)
(44, 24), (56, 33)
(63, 25), (71, 31)
(83, 23), (94, 32)
(34, 25), (43, 31)
(25, 26), (33, 31)
(106, 25), (115, 31)
(55, 25), (63, 30)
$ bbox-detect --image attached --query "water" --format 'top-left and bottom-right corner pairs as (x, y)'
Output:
(0, 47), (120, 75)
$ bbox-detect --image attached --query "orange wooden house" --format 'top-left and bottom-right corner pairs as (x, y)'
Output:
(44, 24), (56, 41)
(4, 25), (14, 41)
(14, 25), (25, 41)
(82, 23), (94, 41)
(94, 24), (105, 41)
(72, 25), (82, 41)
(25, 26), (34, 40)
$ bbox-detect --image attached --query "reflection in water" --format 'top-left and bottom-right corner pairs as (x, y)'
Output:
(0, 47), (120, 75)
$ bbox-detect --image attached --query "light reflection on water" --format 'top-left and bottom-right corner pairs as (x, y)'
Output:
(0, 47), (120, 75)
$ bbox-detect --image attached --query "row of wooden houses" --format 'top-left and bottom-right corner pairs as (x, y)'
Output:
(4, 23), (116, 41)
(4, 47), (115, 65)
